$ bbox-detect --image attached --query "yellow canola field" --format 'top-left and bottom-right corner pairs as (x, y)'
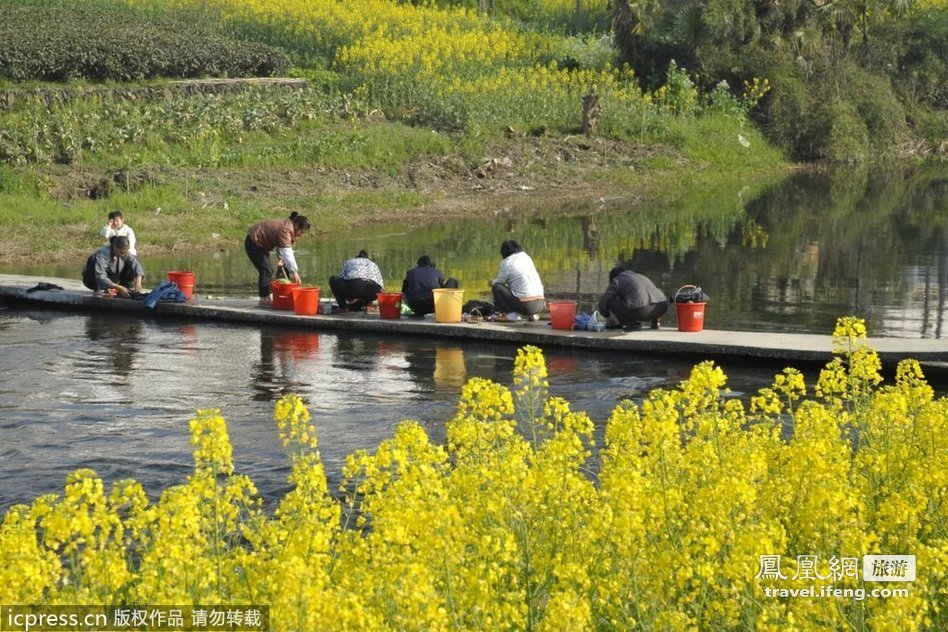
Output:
(129, 0), (647, 128)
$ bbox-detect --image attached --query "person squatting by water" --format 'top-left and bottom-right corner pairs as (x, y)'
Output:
(245, 212), (311, 306)
(401, 255), (459, 316)
(330, 250), (385, 312)
(491, 239), (545, 320)
(598, 264), (668, 330)
(99, 210), (137, 256)
(82, 235), (144, 298)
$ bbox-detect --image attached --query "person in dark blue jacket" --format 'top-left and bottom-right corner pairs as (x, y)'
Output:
(401, 255), (458, 316)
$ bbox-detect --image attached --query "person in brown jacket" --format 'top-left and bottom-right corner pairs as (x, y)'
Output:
(245, 212), (311, 306)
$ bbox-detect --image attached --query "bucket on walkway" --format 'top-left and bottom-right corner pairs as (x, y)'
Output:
(674, 285), (706, 332)
(378, 291), (403, 319)
(432, 288), (464, 323)
(167, 270), (195, 300)
(271, 280), (299, 310)
(548, 301), (577, 330)
(292, 286), (320, 315)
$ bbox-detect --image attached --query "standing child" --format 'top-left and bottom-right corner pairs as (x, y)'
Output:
(100, 211), (137, 256)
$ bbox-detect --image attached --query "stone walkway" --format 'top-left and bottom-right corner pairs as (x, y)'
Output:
(3, 275), (946, 376)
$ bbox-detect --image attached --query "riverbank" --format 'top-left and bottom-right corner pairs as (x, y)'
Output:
(0, 115), (791, 266)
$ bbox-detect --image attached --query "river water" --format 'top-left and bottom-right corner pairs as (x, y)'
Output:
(0, 309), (787, 512)
(1, 167), (945, 511)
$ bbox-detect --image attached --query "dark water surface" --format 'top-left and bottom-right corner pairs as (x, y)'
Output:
(0, 309), (790, 512)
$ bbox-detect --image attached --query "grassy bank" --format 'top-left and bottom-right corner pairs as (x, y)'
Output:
(0, 82), (788, 265)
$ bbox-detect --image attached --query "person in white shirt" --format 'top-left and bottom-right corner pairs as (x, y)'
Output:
(100, 211), (137, 256)
(491, 239), (545, 320)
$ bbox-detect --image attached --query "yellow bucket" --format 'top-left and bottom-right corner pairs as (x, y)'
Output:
(432, 288), (464, 323)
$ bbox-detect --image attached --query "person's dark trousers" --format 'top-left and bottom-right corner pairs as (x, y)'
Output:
(607, 298), (668, 327)
(492, 283), (544, 316)
(82, 255), (97, 290)
(408, 277), (459, 315)
(330, 276), (382, 310)
(245, 235), (273, 298)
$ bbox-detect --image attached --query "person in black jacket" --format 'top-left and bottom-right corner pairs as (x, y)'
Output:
(598, 265), (668, 330)
(401, 255), (458, 316)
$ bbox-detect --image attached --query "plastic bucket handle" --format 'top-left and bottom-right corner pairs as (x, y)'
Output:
(674, 284), (700, 302)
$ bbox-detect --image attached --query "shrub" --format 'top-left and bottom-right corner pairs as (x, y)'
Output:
(0, 6), (290, 82)
(868, 8), (948, 110)
(818, 95), (871, 164)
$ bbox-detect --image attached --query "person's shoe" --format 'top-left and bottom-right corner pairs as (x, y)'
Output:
(258, 296), (272, 307)
(529, 313), (540, 321)
(622, 322), (643, 332)
(650, 320), (661, 330)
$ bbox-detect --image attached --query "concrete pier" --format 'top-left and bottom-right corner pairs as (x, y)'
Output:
(2, 275), (946, 377)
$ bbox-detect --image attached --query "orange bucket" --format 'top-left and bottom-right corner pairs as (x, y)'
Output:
(675, 302), (706, 332)
(548, 301), (577, 330)
(674, 285), (706, 332)
(271, 280), (299, 310)
(292, 286), (320, 315)
(167, 270), (195, 300)
(378, 292), (403, 319)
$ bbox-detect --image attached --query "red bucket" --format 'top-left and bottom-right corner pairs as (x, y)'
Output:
(675, 302), (706, 332)
(674, 285), (706, 332)
(167, 270), (195, 300)
(292, 286), (320, 316)
(378, 292), (403, 319)
(271, 280), (299, 310)
(548, 301), (577, 330)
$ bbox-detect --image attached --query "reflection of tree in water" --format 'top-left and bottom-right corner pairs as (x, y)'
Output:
(84, 315), (143, 380)
(581, 215), (599, 258)
(679, 168), (948, 335)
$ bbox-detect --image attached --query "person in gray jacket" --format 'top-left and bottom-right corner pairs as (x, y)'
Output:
(82, 235), (144, 298)
(598, 265), (667, 330)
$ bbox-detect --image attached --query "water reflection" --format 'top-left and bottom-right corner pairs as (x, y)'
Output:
(253, 330), (322, 402)
(4, 307), (944, 513)
(433, 347), (466, 390)
(4, 168), (946, 337)
(83, 314), (143, 382)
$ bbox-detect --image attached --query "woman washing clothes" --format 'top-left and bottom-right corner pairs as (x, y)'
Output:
(490, 239), (545, 321)
(245, 212), (311, 306)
